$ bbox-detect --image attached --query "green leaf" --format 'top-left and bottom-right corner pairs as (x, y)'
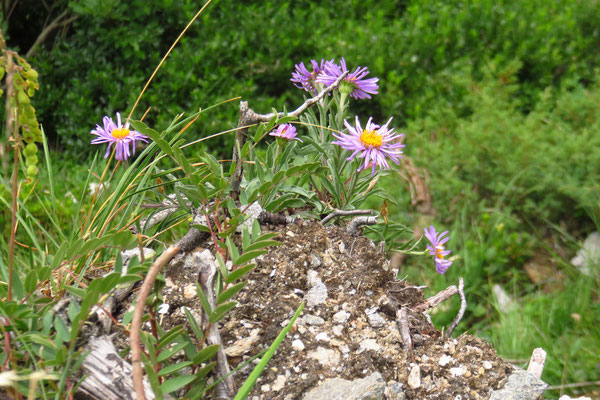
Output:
(131, 120), (173, 157)
(158, 361), (194, 377)
(234, 250), (267, 266)
(54, 317), (70, 347)
(195, 361), (216, 379)
(157, 341), (189, 363)
(183, 305), (205, 339)
(157, 326), (186, 350)
(65, 285), (85, 299)
(226, 237), (240, 262)
(209, 301), (237, 323)
(217, 281), (247, 304)
(160, 375), (197, 394)
(24, 270), (38, 294)
(243, 240), (281, 252)
(225, 263), (256, 284)
(191, 344), (220, 364)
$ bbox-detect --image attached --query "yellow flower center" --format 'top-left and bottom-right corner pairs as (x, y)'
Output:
(360, 129), (383, 148)
(111, 127), (130, 140)
(435, 245), (445, 259)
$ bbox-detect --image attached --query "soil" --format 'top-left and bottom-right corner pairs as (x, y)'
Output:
(145, 219), (513, 399)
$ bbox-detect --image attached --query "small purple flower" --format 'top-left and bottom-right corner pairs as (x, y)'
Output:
(290, 59), (330, 95)
(332, 116), (404, 175)
(269, 123), (302, 142)
(316, 58), (379, 100)
(424, 226), (453, 274)
(90, 113), (148, 161)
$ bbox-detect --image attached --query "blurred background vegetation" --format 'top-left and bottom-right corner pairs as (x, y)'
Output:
(1, 0), (599, 397)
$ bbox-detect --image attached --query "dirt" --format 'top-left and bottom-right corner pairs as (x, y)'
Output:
(153, 220), (513, 399)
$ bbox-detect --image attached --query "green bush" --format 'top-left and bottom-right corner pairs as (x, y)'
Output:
(4, 0), (600, 159)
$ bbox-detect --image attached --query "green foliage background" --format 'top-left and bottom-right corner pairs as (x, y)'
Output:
(2, 0), (600, 397)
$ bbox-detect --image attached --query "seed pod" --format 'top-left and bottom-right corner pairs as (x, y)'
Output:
(26, 165), (37, 177)
(24, 143), (38, 156)
(17, 90), (30, 104)
(26, 155), (39, 165)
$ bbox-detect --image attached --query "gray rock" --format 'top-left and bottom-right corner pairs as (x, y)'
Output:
(303, 372), (386, 400)
(365, 308), (387, 328)
(333, 310), (351, 324)
(304, 314), (325, 326)
(489, 368), (548, 400)
(559, 396), (592, 400)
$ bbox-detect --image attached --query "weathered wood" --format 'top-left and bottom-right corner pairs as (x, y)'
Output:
(77, 336), (173, 400)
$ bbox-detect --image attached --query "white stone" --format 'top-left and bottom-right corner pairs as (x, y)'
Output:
(483, 360), (493, 370)
(291, 339), (305, 351)
(315, 332), (330, 342)
(308, 346), (340, 367)
(358, 339), (381, 353)
(438, 355), (452, 367)
(332, 325), (344, 336)
(450, 366), (466, 377)
(305, 281), (328, 307)
(407, 364), (421, 389)
(333, 311), (351, 324)
(272, 375), (286, 392)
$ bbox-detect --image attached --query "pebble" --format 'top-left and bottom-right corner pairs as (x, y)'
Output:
(438, 355), (452, 366)
(310, 254), (322, 268)
(272, 375), (287, 392)
(331, 325), (344, 336)
(358, 338), (381, 353)
(291, 339), (305, 351)
(407, 364), (421, 389)
(304, 314), (325, 326)
(450, 366), (466, 377)
(315, 332), (330, 342)
(305, 282), (328, 307)
(366, 311), (387, 328)
(483, 360), (493, 370)
(308, 347), (340, 367)
(333, 311), (351, 324)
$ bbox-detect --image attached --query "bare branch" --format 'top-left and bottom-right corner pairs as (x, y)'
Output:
(130, 216), (210, 400)
(26, 11), (78, 58)
(196, 250), (235, 399)
(547, 380), (600, 391)
(346, 216), (378, 235)
(526, 347), (546, 379)
(321, 209), (373, 225)
(397, 307), (414, 362)
(413, 284), (458, 313)
(445, 278), (466, 338)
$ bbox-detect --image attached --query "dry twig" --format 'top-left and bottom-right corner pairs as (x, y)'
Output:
(345, 216), (378, 235)
(130, 218), (209, 400)
(413, 284), (458, 313)
(445, 277), (466, 338)
(320, 209), (373, 225)
(526, 347), (546, 379)
(397, 308), (414, 362)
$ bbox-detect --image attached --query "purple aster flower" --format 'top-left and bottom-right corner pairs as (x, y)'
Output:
(90, 112), (148, 161)
(316, 58), (379, 100)
(269, 123), (302, 142)
(290, 59), (330, 95)
(332, 116), (404, 175)
(424, 226), (453, 274)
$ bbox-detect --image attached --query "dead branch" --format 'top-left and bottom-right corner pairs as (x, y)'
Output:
(526, 347), (546, 379)
(78, 336), (173, 400)
(397, 307), (414, 362)
(345, 216), (378, 235)
(196, 250), (235, 399)
(25, 11), (78, 58)
(258, 211), (298, 225)
(445, 277), (466, 338)
(130, 216), (210, 400)
(413, 284), (458, 313)
(321, 209), (373, 225)
(231, 70), (349, 195)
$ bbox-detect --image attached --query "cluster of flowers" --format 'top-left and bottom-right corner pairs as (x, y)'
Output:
(89, 57), (453, 274)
